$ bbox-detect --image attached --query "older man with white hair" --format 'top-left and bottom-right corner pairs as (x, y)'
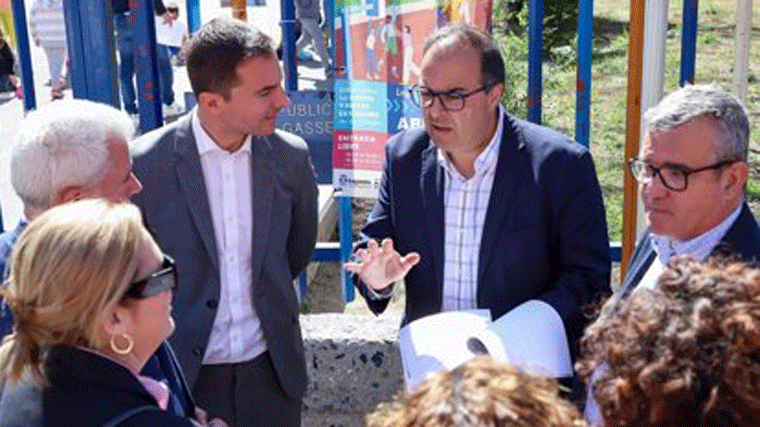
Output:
(0, 100), (200, 421)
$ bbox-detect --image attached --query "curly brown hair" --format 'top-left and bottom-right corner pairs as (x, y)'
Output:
(577, 256), (760, 427)
(366, 357), (586, 427)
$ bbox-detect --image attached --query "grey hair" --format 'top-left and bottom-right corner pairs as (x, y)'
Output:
(644, 84), (750, 161)
(10, 100), (134, 210)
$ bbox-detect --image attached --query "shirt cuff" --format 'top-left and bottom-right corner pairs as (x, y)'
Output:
(365, 282), (395, 300)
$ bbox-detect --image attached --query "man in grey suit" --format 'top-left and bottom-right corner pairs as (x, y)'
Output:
(131, 18), (318, 427)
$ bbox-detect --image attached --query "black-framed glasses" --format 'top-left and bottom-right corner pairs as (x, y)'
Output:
(124, 254), (177, 299)
(628, 158), (739, 192)
(408, 83), (494, 111)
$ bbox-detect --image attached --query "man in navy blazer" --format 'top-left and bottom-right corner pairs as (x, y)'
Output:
(584, 85), (760, 423)
(614, 84), (760, 304)
(132, 19), (318, 427)
(347, 25), (610, 356)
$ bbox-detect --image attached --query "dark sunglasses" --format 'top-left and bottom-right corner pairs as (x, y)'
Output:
(124, 254), (177, 299)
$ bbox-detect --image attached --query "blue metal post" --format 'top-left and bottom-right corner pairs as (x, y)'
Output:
(339, 196), (354, 302)
(186, 0), (200, 34)
(340, 10), (353, 79)
(10, 0), (36, 111)
(282, 0), (298, 91)
(62, 0), (119, 107)
(327, 0), (334, 75)
(132, 0), (162, 132)
(575, 0), (593, 147)
(680, 0), (698, 86)
(527, 0), (543, 124)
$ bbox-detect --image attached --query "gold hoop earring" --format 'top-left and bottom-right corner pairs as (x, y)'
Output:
(110, 333), (134, 355)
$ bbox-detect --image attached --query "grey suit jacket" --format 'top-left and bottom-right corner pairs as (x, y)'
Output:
(131, 112), (318, 400)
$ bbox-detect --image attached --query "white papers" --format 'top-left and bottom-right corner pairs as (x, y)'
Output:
(398, 300), (573, 391)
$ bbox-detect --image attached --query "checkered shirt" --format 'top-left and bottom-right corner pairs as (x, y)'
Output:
(439, 109), (504, 311)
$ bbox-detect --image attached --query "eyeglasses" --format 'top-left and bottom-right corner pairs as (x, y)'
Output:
(628, 158), (739, 192)
(167, 7), (179, 13)
(408, 83), (493, 111)
(124, 254), (177, 299)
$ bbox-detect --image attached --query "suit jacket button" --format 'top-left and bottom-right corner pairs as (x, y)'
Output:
(193, 346), (203, 356)
(206, 299), (218, 309)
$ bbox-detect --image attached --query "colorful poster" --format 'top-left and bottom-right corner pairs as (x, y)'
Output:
(331, 0), (491, 197)
(332, 79), (423, 197)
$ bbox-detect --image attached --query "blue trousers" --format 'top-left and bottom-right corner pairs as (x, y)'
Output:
(114, 14), (138, 114)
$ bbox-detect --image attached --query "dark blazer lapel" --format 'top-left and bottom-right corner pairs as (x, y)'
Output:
(713, 202), (760, 261)
(173, 116), (219, 273)
(619, 233), (655, 299)
(250, 135), (275, 293)
(478, 115), (524, 287)
(420, 139), (444, 307)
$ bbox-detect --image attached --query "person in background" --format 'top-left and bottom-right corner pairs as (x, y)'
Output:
(132, 18), (318, 427)
(113, 0), (166, 116)
(295, 0), (331, 79)
(0, 99), (198, 422)
(578, 256), (760, 427)
(29, 0), (67, 100)
(159, 3), (188, 61)
(154, 1), (184, 117)
(0, 200), (226, 427)
(367, 357), (586, 427)
(0, 29), (19, 100)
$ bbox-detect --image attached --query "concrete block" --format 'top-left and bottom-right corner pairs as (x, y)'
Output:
(301, 313), (404, 420)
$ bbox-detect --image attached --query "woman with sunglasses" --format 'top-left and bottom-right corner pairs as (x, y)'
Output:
(0, 200), (223, 426)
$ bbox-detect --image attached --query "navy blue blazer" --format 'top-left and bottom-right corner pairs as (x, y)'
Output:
(617, 202), (760, 300)
(357, 113), (611, 347)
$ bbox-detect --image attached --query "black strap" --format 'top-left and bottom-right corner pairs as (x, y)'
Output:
(102, 405), (158, 427)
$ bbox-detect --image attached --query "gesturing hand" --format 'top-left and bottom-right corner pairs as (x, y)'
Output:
(344, 238), (420, 291)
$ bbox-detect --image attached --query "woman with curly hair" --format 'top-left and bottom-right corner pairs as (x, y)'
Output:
(367, 357), (586, 427)
(577, 256), (760, 427)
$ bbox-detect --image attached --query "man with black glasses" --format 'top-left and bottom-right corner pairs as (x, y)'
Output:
(346, 24), (610, 363)
(618, 84), (760, 298)
(582, 84), (760, 423)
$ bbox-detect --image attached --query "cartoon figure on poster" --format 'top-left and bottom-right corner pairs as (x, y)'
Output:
(377, 12), (400, 81)
(365, 20), (379, 80)
(401, 25), (418, 84)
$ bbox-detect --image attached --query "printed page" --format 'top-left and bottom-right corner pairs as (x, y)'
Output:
(471, 300), (573, 377)
(398, 309), (491, 391)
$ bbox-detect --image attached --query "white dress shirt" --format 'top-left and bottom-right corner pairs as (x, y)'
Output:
(439, 107), (504, 311)
(639, 203), (743, 291)
(192, 110), (266, 364)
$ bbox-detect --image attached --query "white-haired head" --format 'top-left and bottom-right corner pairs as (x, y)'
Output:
(10, 100), (135, 214)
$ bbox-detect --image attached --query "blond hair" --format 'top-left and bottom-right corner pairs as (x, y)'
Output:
(0, 200), (145, 386)
(367, 357), (585, 427)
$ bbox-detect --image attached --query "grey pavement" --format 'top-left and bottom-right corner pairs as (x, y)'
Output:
(0, 3), (331, 232)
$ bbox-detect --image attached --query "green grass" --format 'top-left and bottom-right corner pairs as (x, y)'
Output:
(492, 0), (760, 242)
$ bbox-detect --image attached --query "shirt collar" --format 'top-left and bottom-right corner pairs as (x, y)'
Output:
(192, 108), (252, 156)
(651, 203), (743, 263)
(437, 106), (504, 179)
